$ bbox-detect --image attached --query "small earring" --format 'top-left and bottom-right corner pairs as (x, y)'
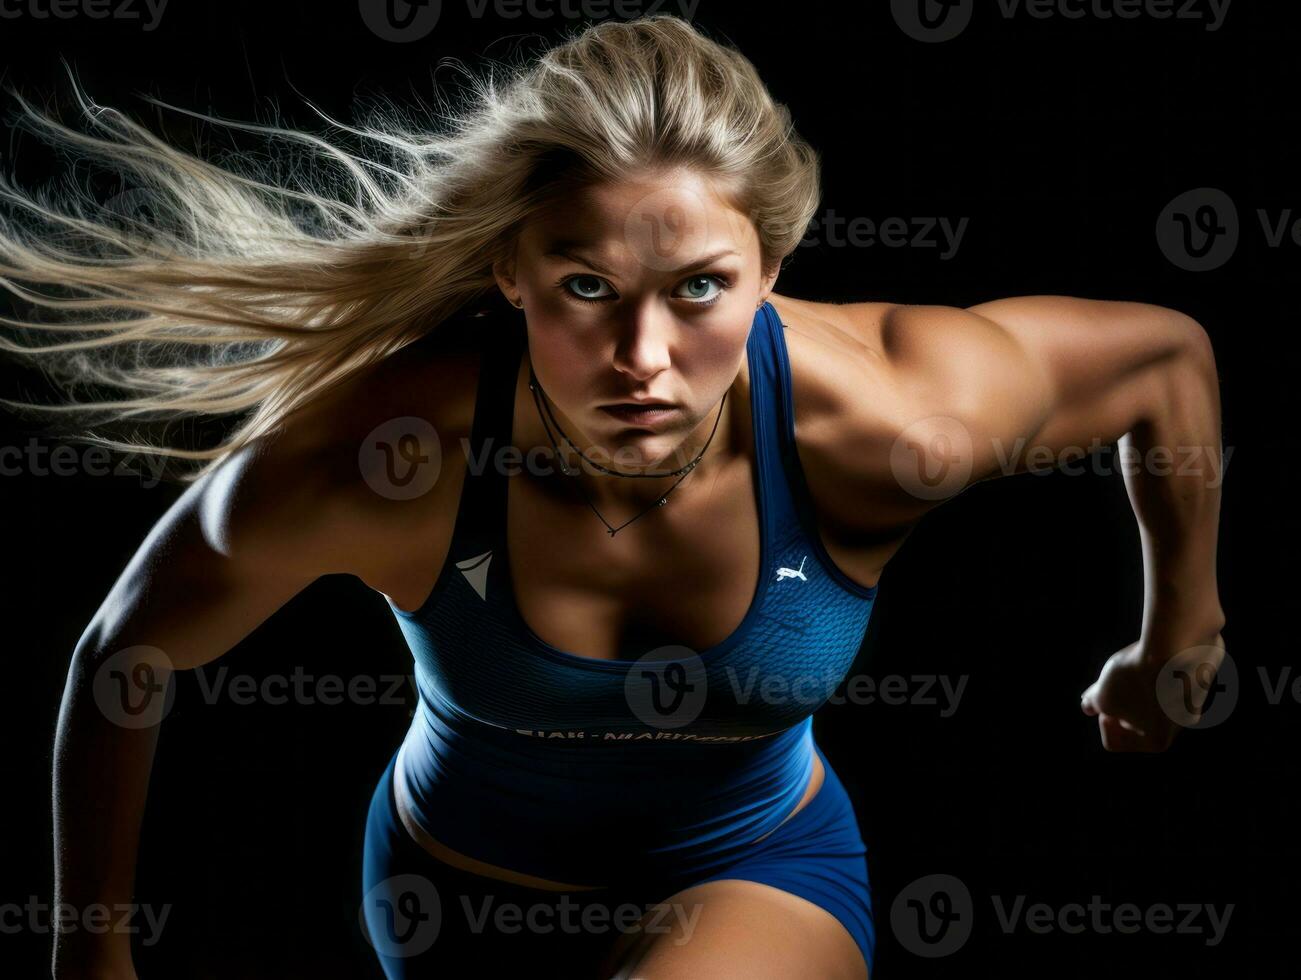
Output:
(512, 297), (524, 309)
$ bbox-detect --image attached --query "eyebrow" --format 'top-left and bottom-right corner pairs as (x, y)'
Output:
(542, 243), (741, 277)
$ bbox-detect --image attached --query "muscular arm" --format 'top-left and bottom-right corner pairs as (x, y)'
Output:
(962, 295), (1226, 649)
(816, 295), (1225, 648)
(51, 439), (358, 977)
(50, 319), (474, 976)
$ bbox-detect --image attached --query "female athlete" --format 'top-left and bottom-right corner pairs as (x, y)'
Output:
(4, 14), (1225, 979)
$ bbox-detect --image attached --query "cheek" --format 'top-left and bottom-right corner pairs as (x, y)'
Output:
(692, 324), (751, 379)
(526, 320), (596, 393)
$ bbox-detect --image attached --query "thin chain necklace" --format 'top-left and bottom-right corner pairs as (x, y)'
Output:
(527, 365), (727, 537)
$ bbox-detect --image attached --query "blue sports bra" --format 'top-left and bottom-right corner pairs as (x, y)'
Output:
(386, 300), (878, 886)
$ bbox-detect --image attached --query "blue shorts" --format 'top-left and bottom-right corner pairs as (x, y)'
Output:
(360, 740), (875, 977)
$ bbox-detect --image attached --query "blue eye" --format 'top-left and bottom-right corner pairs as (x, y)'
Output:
(675, 275), (725, 304)
(558, 272), (731, 306)
(563, 275), (616, 301)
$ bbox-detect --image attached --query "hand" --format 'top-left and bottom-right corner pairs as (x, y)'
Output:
(1079, 632), (1226, 752)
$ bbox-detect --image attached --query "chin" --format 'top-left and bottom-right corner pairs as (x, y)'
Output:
(592, 428), (683, 467)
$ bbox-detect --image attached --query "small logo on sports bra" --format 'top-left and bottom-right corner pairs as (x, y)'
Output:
(456, 550), (493, 601)
(774, 556), (808, 582)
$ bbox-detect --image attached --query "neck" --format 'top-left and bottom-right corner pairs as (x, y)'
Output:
(513, 351), (751, 513)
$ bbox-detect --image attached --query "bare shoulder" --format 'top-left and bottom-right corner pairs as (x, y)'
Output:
(765, 295), (1025, 540)
(764, 294), (902, 543)
(764, 293), (902, 456)
(69, 317), (492, 671)
(205, 312), (490, 592)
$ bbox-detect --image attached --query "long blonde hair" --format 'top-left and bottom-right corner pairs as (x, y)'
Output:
(0, 15), (820, 483)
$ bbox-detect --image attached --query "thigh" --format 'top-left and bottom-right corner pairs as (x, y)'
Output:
(601, 743), (875, 979)
(600, 878), (869, 980)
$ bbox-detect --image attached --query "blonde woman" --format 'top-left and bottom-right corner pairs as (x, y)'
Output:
(10, 14), (1225, 979)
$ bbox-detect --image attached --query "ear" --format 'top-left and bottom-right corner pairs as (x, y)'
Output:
(491, 254), (521, 306)
(757, 261), (781, 307)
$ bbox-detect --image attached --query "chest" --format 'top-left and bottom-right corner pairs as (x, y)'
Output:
(505, 454), (763, 661)
(395, 450), (878, 737)
(381, 298), (892, 662)
(504, 445), (882, 662)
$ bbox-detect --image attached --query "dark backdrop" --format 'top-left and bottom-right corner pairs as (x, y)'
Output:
(2, 2), (1295, 977)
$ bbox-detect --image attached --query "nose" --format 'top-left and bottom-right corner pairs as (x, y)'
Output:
(610, 304), (673, 381)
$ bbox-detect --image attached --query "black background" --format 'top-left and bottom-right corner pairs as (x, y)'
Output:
(2, 1), (1296, 977)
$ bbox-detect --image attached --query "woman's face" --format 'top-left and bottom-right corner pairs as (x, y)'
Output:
(494, 167), (778, 473)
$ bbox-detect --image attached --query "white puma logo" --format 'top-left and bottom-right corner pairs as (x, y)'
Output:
(456, 550), (493, 601)
(775, 556), (808, 582)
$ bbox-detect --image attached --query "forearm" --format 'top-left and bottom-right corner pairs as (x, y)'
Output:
(1118, 322), (1226, 655)
(52, 650), (163, 976)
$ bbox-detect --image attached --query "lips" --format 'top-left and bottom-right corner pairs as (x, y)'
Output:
(599, 403), (681, 426)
